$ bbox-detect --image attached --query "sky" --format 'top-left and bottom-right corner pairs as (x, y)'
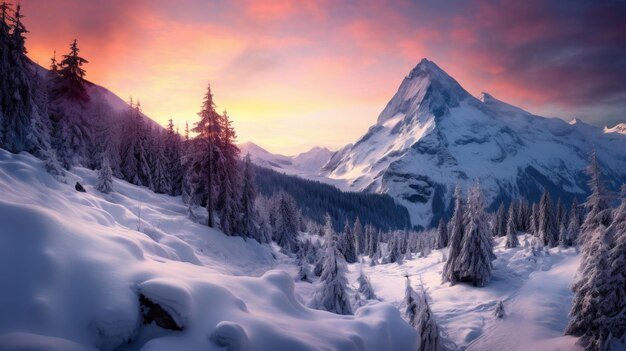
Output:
(21, 0), (626, 155)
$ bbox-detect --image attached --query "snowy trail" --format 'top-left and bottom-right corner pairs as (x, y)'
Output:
(467, 253), (582, 351)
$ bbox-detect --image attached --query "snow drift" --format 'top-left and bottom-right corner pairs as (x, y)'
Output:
(0, 149), (416, 351)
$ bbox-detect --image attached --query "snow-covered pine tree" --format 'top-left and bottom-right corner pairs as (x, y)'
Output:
(188, 84), (223, 228)
(357, 270), (377, 300)
(493, 203), (506, 237)
(456, 182), (495, 287)
(565, 224), (614, 351)
(240, 153), (259, 240)
(50, 39), (92, 168)
(505, 204), (519, 248)
(403, 276), (419, 327)
(339, 221), (358, 263)
(164, 118), (183, 196)
(96, 156), (113, 193)
(354, 217), (365, 255)
(272, 193), (299, 253)
(367, 224), (379, 257)
(296, 257), (312, 283)
(494, 300), (505, 319)
(530, 202), (539, 236)
(0, 2), (11, 142)
(387, 233), (402, 264)
(538, 190), (557, 247)
(2, 4), (38, 154)
(119, 99), (149, 186)
(558, 223), (568, 249)
(436, 218), (448, 249)
(309, 214), (352, 315)
(150, 129), (170, 194)
(567, 199), (581, 246)
(606, 194), (626, 340)
(556, 198), (567, 232)
(215, 110), (241, 236)
(579, 152), (612, 247)
(442, 184), (465, 284)
(415, 288), (447, 351)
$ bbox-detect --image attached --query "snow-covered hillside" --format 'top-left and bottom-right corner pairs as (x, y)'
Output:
(0, 150), (416, 351)
(239, 142), (334, 176)
(0, 149), (600, 351)
(254, 59), (626, 228)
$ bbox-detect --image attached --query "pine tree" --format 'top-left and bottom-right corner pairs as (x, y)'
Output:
(2, 4), (38, 154)
(538, 190), (557, 247)
(505, 205), (519, 249)
(565, 225), (614, 351)
(442, 184), (465, 284)
(580, 152), (612, 247)
(493, 203), (507, 237)
(353, 217), (365, 255)
(567, 199), (581, 246)
(163, 118), (183, 196)
(96, 156), (113, 193)
(50, 39), (89, 102)
(367, 224), (379, 257)
(558, 223), (568, 249)
(357, 270), (377, 300)
(456, 182), (495, 287)
(339, 221), (358, 263)
(272, 193), (299, 253)
(606, 195), (626, 339)
(119, 99), (150, 186)
(404, 276), (419, 327)
(416, 288), (447, 351)
(240, 153), (259, 240)
(530, 202), (539, 236)
(494, 300), (505, 319)
(436, 218), (448, 249)
(309, 214), (352, 315)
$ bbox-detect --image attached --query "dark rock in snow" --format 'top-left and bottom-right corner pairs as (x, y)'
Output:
(75, 182), (86, 192)
(139, 294), (183, 331)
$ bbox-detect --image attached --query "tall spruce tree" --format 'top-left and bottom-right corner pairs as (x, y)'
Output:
(505, 205), (519, 248)
(493, 203), (507, 237)
(442, 185), (465, 284)
(416, 288), (447, 351)
(436, 218), (448, 249)
(96, 156), (113, 193)
(456, 182), (495, 287)
(567, 199), (581, 246)
(240, 153), (259, 240)
(579, 152), (612, 246)
(339, 221), (358, 263)
(538, 190), (557, 247)
(309, 214), (352, 315)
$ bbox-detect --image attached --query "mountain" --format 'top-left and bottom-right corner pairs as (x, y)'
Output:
(605, 123), (626, 135)
(303, 59), (626, 228)
(239, 142), (336, 180)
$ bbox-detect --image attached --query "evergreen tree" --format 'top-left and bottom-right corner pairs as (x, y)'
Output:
(565, 225), (614, 351)
(436, 218), (448, 249)
(215, 110), (241, 235)
(339, 221), (358, 263)
(367, 224), (379, 257)
(164, 118), (183, 196)
(580, 152), (612, 247)
(505, 205), (519, 249)
(494, 300), (505, 319)
(309, 214), (352, 315)
(567, 199), (581, 246)
(558, 223), (568, 249)
(357, 270), (377, 300)
(493, 203), (507, 237)
(96, 156), (113, 193)
(456, 182), (495, 287)
(530, 202), (539, 236)
(272, 193), (299, 253)
(403, 276), (419, 327)
(538, 190), (557, 247)
(353, 217), (365, 255)
(240, 153), (259, 240)
(416, 288), (447, 351)
(119, 99), (150, 186)
(606, 195), (626, 340)
(442, 185), (465, 284)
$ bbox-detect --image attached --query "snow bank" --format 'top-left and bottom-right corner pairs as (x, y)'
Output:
(0, 150), (416, 350)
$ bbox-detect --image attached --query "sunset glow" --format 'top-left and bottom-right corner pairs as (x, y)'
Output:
(22, 0), (626, 154)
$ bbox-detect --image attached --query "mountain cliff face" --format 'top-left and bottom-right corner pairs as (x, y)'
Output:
(321, 59), (626, 227)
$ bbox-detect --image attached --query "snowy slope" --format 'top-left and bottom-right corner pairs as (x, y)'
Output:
(321, 59), (626, 227)
(349, 236), (583, 351)
(0, 149), (416, 351)
(239, 142), (333, 176)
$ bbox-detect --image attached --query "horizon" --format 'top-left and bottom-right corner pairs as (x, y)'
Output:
(22, 0), (626, 154)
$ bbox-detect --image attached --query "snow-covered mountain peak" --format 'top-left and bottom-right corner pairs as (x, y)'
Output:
(376, 58), (471, 125)
(604, 123), (626, 134)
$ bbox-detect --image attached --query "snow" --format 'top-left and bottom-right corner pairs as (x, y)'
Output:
(338, 235), (584, 351)
(0, 149), (415, 351)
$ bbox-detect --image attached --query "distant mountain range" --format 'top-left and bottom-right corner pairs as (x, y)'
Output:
(242, 59), (626, 228)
